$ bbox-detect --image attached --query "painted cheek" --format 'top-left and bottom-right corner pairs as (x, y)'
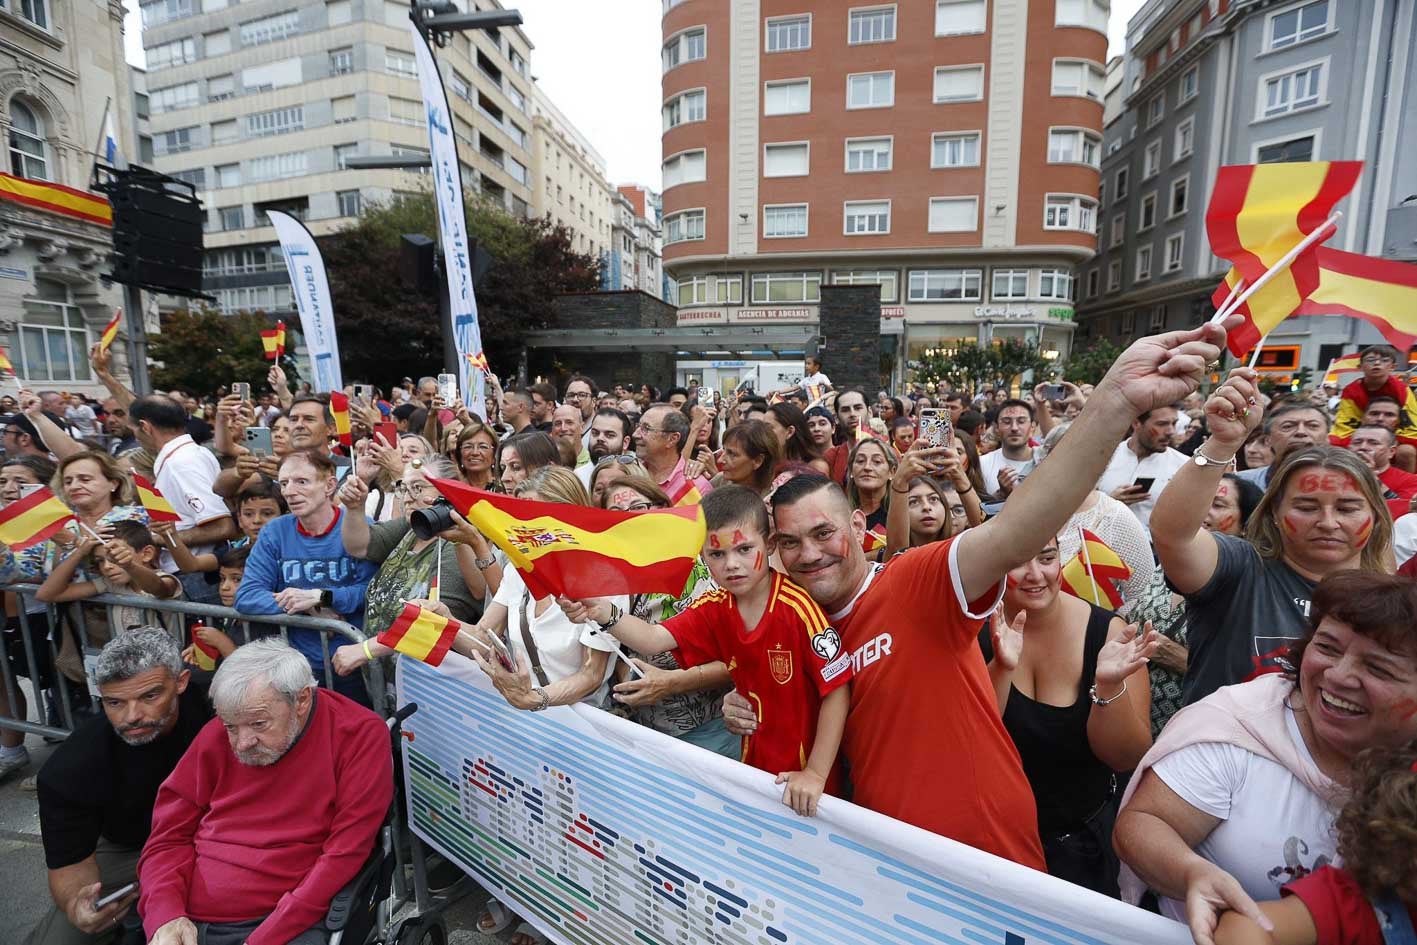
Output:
(1354, 516), (1374, 548)
(753, 551), (764, 572)
(1281, 513), (1304, 537)
(1214, 515), (1237, 533)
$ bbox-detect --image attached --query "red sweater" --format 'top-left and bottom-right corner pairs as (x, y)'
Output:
(139, 690), (392, 945)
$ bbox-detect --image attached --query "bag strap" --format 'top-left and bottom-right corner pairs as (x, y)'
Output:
(516, 589), (550, 687)
(1372, 891), (1417, 945)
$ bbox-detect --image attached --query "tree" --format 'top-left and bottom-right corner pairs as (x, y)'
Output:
(914, 338), (1053, 397)
(149, 308), (297, 395)
(1062, 338), (1125, 386)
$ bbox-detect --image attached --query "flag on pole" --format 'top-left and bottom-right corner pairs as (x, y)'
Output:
(0, 348), (15, 378)
(329, 391), (353, 448)
(862, 525), (886, 555)
(101, 105), (125, 169)
(1206, 161), (1362, 355)
(465, 351), (489, 372)
(0, 487), (73, 550)
(377, 603), (463, 667)
(1289, 248), (1417, 353)
(131, 473), (182, 524)
(430, 478), (707, 600)
(189, 626), (220, 671)
(1059, 529), (1131, 610)
(260, 320), (286, 360)
(99, 309), (121, 352)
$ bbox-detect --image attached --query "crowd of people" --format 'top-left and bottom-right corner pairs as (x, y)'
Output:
(3, 329), (1415, 945)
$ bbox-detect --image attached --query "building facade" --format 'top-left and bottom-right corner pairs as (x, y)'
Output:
(1, 0), (141, 394)
(660, 0), (1109, 387)
(140, 0), (537, 314)
(530, 83), (613, 263)
(1076, 0), (1417, 380)
(607, 183), (665, 300)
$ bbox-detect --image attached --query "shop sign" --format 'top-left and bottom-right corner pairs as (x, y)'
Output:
(880, 306), (905, 318)
(733, 307), (816, 322)
(1048, 307), (1075, 322)
(973, 305), (1036, 319)
(0, 266), (27, 282)
(677, 308), (728, 325)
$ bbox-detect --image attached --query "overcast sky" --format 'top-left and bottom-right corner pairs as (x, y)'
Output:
(122, 0), (1146, 190)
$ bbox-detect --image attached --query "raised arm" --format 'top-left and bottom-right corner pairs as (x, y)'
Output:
(336, 475), (372, 559)
(19, 390), (83, 459)
(90, 344), (135, 410)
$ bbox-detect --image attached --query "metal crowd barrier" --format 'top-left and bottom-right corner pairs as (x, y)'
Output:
(0, 582), (387, 740)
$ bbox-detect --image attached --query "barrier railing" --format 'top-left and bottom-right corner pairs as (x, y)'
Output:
(0, 582), (386, 740)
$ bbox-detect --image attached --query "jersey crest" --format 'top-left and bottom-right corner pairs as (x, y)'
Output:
(767, 644), (793, 685)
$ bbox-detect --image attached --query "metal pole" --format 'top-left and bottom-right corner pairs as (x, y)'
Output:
(122, 282), (152, 395)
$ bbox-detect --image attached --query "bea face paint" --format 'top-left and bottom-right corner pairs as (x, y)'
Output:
(1277, 468), (1375, 567)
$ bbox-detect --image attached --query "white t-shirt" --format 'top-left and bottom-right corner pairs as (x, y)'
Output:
(979, 449), (1032, 494)
(492, 567), (627, 708)
(65, 404), (98, 437)
(1151, 706), (1338, 923)
(801, 370), (831, 390)
(1094, 440), (1191, 533)
(153, 434), (229, 568)
(1394, 512), (1417, 568)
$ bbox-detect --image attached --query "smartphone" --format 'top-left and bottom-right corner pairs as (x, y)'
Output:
(918, 407), (954, 450)
(352, 383), (375, 404)
(437, 372), (458, 405)
(231, 382), (251, 403)
(374, 421), (398, 448)
(1042, 383), (1068, 401)
(243, 426), (273, 458)
(1132, 477), (1156, 493)
(19, 483), (43, 499)
(488, 631), (517, 672)
(95, 882), (137, 909)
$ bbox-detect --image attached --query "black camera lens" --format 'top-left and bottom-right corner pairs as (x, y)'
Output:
(409, 498), (456, 540)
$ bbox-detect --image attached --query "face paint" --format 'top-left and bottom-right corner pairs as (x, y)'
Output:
(1354, 516), (1374, 548)
(732, 529), (747, 545)
(1215, 483), (1230, 498)
(753, 551), (764, 572)
(1214, 515), (1237, 533)
(708, 533), (721, 549)
(1281, 512), (1303, 537)
(1296, 472), (1357, 495)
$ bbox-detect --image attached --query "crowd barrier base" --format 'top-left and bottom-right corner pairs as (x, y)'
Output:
(397, 655), (1193, 945)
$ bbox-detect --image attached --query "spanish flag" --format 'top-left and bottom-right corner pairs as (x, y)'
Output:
(1290, 248), (1417, 353)
(862, 524), (886, 555)
(0, 348), (14, 377)
(189, 626), (220, 671)
(99, 309), (122, 352)
(0, 487), (73, 550)
(666, 479), (703, 508)
(430, 478), (707, 599)
(1059, 528), (1131, 610)
(377, 603), (461, 667)
(1205, 161), (1362, 355)
(465, 351), (489, 372)
(329, 391), (353, 447)
(260, 320), (286, 360)
(131, 473), (182, 524)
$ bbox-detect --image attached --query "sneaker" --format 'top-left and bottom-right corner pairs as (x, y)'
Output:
(0, 750), (28, 781)
(19, 775), (37, 791)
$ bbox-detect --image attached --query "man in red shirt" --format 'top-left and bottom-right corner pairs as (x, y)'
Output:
(139, 639), (391, 945)
(724, 319), (1233, 870)
(1347, 424), (1417, 519)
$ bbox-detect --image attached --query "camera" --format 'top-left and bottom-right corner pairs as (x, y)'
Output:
(409, 497), (456, 540)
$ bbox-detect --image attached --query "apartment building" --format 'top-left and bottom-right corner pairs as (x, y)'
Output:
(530, 83), (613, 263)
(607, 183), (665, 299)
(140, 0), (537, 313)
(1076, 0), (1417, 377)
(660, 0), (1111, 376)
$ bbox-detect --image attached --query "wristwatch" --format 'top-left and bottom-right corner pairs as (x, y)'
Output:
(598, 604), (623, 632)
(319, 589), (334, 608)
(474, 555), (497, 570)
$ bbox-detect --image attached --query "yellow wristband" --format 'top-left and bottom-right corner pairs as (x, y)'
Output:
(362, 639), (374, 661)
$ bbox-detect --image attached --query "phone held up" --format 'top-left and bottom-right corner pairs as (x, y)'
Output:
(231, 382), (251, 403)
(436, 373), (458, 406)
(243, 426), (273, 458)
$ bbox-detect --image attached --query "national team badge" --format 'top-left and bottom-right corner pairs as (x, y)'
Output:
(810, 627), (841, 661)
(768, 645), (793, 685)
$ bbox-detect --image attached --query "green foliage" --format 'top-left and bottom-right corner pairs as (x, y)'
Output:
(149, 309), (296, 395)
(914, 338), (1053, 396)
(1062, 338), (1126, 386)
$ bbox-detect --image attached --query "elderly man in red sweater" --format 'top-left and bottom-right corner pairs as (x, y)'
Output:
(138, 639), (392, 945)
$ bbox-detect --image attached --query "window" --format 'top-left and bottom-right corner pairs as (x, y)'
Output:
(504, 156), (527, 185)
(662, 28), (706, 71)
(168, 167), (205, 189)
(750, 272), (821, 303)
(388, 97), (423, 126)
(1055, 0), (1108, 32)
(1136, 245), (1153, 281)
(845, 137), (891, 172)
(1044, 195), (1097, 232)
(247, 106), (303, 137)
(207, 75), (235, 101)
(1139, 192), (1157, 230)
(1120, 310), (1136, 333)
(1268, 0), (1331, 50)
(1143, 140), (1161, 178)
(1108, 213), (1125, 246)
(907, 269), (982, 302)
(154, 126), (196, 156)
(204, 245), (285, 276)
(1164, 234), (1184, 273)
(149, 37), (197, 70)
(1048, 128), (1101, 166)
(849, 6), (894, 44)
(385, 50), (416, 77)
(205, 29), (232, 56)
(334, 142), (357, 169)
(928, 196), (978, 232)
(1179, 65), (1199, 102)
(248, 151), (307, 182)
(1115, 166), (1129, 199)
(848, 71), (894, 109)
(1147, 305), (1166, 331)
(992, 269), (1028, 300)
(764, 79), (810, 115)
(931, 132), (980, 168)
(763, 142), (808, 177)
(140, 0), (190, 27)
(327, 0), (350, 25)
(677, 274), (742, 306)
(216, 206), (243, 231)
(337, 190), (362, 217)
(150, 82), (199, 114)
(211, 285), (294, 316)
(1107, 259), (1122, 291)
(664, 210), (705, 244)
(763, 204), (808, 238)
(242, 58), (302, 92)
(1175, 117), (1195, 160)
(1169, 176), (1189, 217)
(1086, 269), (1100, 298)
(844, 200), (890, 235)
(1040, 269), (1074, 301)
(1262, 63), (1325, 118)
(832, 269), (899, 302)
(1145, 95), (1165, 128)
(933, 65), (984, 103)
(935, 0), (986, 34)
(11, 0), (47, 26)
(1052, 59), (1105, 100)
(332, 96), (356, 124)
(19, 280), (92, 383)
(1257, 134), (1315, 163)
(7, 101), (48, 181)
(505, 120), (527, 149)
(330, 47), (353, 75)
(662, 149), (706, 188)
(766, 15), (810, 52)
(216, 164), (241, 188)
(240, 11), (301, 46)
(662, 89), (706, 130)
(211, 119), (238, 145)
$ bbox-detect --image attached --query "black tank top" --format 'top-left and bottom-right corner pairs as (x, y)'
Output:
(988, 604), (1117, 838)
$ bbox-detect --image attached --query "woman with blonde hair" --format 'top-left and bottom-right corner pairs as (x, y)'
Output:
(587, 455), (650, 507)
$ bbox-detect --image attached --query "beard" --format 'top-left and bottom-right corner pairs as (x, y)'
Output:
(115, 702), (178, 746)
(233, 714), (302, 766)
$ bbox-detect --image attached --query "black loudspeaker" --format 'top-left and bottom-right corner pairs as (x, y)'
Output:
(96, 167), (205, 297)
(400, 233), (437, 293)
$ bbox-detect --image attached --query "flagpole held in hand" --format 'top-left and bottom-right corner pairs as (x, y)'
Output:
(1077, 524), (1101, 606)
(1209, 211), (1343, 325)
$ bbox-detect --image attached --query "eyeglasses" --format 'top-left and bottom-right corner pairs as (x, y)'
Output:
(564, 392), (590, 401)
(460, 442), (494, 453)
(595, 454), (640, 469)
(612, 501), (654, 512)
(394, 482), (435, 497)
(635, 424), (667, 434)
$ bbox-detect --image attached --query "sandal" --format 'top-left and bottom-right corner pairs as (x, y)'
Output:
(511, 920), (548, 945)
(477, 898), (515, 935)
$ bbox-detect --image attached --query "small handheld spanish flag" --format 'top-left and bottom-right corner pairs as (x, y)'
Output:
(99, 309), (122, 352)
(329, 391), (353, 447)
(260, 320), (286, 360)
(0, 487), (73, 550)
(1059, 528), (1131, 610)
(0, 347), (15, 378)
(465, 351), (489, 372)
(862, 525), (886, 555)
(377, 603), (462, 667)
(189, 625), (220, 671)
(131, 473), (182, 524)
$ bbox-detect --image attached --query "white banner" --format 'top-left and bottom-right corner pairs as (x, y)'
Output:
(409, 21), (486, 420)
(268, 210), (343, 393)
(397, 656), (1191, 945)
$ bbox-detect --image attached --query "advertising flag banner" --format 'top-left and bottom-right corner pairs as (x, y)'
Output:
(268, 210), (343, 393)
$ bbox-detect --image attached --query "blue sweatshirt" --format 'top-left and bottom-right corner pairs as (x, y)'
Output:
(234, 508), (377, 668)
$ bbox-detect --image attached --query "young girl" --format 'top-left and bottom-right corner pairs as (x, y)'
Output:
(1216, 739), (1417, 945)
(37, 521), (184, 636)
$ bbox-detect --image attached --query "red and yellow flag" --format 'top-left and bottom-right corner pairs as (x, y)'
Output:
(377, 603), (462, 666)
(99, 309), (122, 352)
(1206, 161), (1362, 355)
(430, 478), (707, 600)
(131, 473), (182, 524)
(0, 487), (73, 550)
(1059, 529), (1131, 610)
(0, 172), (111, 226)
(189, 626), (220, 671)
(465, 351), (489, 372)
(1291, 248), (1417, 354)
(260, 320), (286, 360)
(862, 525), (886, 555)
(329, 391), (353, 447)
(0, 348), (14, 377)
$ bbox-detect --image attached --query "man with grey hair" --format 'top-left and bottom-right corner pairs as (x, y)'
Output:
(28, 628), (210, 945)
(140, 639), (391, 945)
(633, 403), (712, 505)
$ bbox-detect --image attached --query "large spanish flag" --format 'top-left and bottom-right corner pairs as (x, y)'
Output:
(0, 172), (112, 226)
(1292, 248), (1417, 353)
(0, 487), (73, 550)
(430, 478), (707, 600)
(329, 390), (353, 447)
(1059, 528), (1131, 610)
(377, 603), (461, 666)
(131, 473), (182, 524)
(99, 309), (122, 352)
(1206, 162), (1362, 355)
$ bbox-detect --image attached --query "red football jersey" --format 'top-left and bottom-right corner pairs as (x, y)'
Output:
(665, 571), (852, 789)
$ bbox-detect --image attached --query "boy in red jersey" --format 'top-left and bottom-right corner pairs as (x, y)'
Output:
(561, 484), (851, 816)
